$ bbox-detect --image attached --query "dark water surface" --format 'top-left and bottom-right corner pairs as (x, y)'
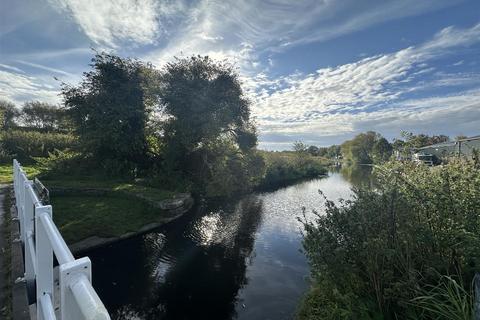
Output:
(87, 171), (359, 320)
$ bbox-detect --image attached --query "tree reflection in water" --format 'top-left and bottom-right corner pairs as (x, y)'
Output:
(338, 164), (375, 189)
(89, 196), (264, 320)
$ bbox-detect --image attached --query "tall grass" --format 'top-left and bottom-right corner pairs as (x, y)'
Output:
(410, 276), (474, 320)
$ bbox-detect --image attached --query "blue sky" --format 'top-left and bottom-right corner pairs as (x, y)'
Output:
(1, 0), (479, 150)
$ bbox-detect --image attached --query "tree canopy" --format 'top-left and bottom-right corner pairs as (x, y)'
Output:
(0, 99), (19, 129)
(157, 56), (259, 195)
(159, 56), (256, 154)
(62, 52), (157, 167)
(20, 101), (68, 131)
(341, 131), (391, 164)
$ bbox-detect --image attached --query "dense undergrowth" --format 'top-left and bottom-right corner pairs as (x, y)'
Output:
(258, 151), (328, 190)
(298, 159), (480, 319)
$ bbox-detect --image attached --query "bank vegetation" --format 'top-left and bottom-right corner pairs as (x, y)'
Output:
(298, 159), (480, 319)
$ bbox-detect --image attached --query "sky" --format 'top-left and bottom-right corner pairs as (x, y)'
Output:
(0, 0), (479, 150)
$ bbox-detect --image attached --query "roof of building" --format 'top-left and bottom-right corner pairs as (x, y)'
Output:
(415, 134), (480, 151)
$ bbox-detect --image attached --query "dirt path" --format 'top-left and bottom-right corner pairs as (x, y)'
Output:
(0, 184), (9, 317)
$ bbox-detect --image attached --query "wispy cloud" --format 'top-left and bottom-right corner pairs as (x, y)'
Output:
(258, 89), (480, 149)
(15, 60), (73, 76)
(252, 23), (480, 148)
(3, 0), (479, 149)
(0, 64), (25, 74)
(47, 0), (187, 47)
(0, 69), (61, 105)
(144, 0), (461, 71)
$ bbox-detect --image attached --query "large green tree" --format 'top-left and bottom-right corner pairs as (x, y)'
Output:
(372, 137), (393, 163)
(158, 56), (259, 195)
(62, 52), (157, 167)
(341, 131), (386, 164)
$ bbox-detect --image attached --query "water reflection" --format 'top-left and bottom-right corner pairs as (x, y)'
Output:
(86, 172), (357, 320)
(337, 164), (375, 189)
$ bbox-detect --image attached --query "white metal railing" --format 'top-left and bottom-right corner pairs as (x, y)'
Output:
(13, 159), (110, 320)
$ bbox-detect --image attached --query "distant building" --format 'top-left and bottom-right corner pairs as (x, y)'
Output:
(413, 135), (480, 162)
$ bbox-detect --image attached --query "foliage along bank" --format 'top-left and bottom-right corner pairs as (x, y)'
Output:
(298, 159), (480, 319)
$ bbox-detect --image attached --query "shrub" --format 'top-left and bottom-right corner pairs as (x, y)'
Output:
(0, 147), (14, 163)
(33, 149), (82, 176)
(0, 129), (77, 162)
(299, 160), (480, 319)
(259, 151), (326, 189)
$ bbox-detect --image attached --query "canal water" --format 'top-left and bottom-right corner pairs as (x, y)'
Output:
(87, 169), (367, 319)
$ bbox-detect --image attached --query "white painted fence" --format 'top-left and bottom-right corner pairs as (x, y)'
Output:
(13, 160), (110, 320)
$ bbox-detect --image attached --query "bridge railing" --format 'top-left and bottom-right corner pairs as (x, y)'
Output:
(13, 159), (110, 320)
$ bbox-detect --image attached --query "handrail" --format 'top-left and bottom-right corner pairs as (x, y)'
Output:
(12, 159), (110, 320)
(38, 212), (75, 264)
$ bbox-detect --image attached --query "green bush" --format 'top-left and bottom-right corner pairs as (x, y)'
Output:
(33, 149), (82, 176)
(0, 129), (77, 162)
(0, 147), (14, 163)
(259, 151), (327, 189)
(299, 160), (480, 319)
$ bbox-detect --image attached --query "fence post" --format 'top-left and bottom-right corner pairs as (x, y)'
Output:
(18, 172), (26, 243)
(24, 181), (36, 286)
(59, 257), (102, 320)
(36, 205), (54, 320)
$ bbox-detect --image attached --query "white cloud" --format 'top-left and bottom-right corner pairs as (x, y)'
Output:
(0, 64), (25, 74)
(47, 0), (186, 47)
(144, 0), (460, 72)
(252, 23), (480, 148)
(0, 69), (61, 105)
(15, 60), (74, 76)
(11, 48), (92, 61)
(258, 90), (480, 149)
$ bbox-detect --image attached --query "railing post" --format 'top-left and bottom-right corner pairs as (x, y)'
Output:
(18, 173), (26, 243)
(36, 205), (54, 320)
(24, 181), (36, 285)
(60, 257), (109, 320)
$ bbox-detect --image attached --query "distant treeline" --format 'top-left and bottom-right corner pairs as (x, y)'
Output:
(298, 131), (460, 165)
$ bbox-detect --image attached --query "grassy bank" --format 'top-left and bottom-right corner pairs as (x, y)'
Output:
(50, 194), (171, 244)
(47, 177), (182, 243)
(0, 164), (40, 184)
(0, 163), (184, 244)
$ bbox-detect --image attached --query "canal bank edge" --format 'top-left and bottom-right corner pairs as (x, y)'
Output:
(68, 192), (194, 254)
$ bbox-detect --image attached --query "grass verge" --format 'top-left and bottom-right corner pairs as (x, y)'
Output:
(0, 164), (40, 184)
(44, 179), (176, 202)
